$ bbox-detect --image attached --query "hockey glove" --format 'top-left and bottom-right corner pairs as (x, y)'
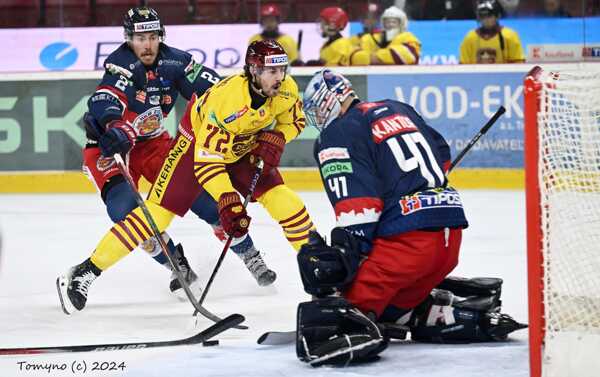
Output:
(249, 130), (285, 173)
(217, 192), (251, 238)
(99, 120), (136, 157)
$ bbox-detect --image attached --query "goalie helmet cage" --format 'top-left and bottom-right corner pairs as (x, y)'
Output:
(524, 64), (600, 377)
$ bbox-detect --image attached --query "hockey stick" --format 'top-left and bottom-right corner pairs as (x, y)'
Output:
(0, 314), (244, 355)
(447, 106), (506, 173)
(297, 29), (303, 58)
(194, 159), (265, 315)
(257, 106), (507, 346)
(111, 154), (247, 330)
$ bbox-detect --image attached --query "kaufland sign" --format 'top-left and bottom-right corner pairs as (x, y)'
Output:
(0, 23), (341, 73)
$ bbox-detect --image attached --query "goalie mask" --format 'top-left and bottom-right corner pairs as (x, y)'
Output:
(303, 69), (356, 131)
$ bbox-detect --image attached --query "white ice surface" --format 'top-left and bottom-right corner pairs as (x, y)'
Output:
(0, 190), (529, 377)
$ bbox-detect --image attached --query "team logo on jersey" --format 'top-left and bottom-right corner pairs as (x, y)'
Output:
(259, 109), (265, 117)
(371, 114), (418, 143)
(231, 134), (255, 157)
(398, 189), (463, 215)
(318, 147), (350, 164)
(96, 156), (116, 172)
(133, 107), (163, 136)
(321, 161), (353, 179)
(224, 106), (249, 124)
(334, 198), (383, 227)
(135, 90), (146, 103)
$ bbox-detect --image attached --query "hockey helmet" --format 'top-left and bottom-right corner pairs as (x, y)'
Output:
(123, 6), (165, 41)
(260, 3), (281, 18)
(245, 39), (289, 69)
(303, 69), (355, 131)
(381, 6), (408, 32)
(477, 0), (502, 18)
(319, 7), (349, 31)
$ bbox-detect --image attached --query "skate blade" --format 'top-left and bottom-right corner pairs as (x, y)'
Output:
(56, 275), (76, 315)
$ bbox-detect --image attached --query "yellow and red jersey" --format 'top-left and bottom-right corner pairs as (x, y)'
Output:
(459, 26), (525, 64)
(360, 31), (421, 65)
(320, 36), (370, 66)
(186, 74), (305, 201)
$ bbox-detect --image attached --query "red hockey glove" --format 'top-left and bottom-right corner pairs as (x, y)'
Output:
(217, 192), (251, 238)
(250, 130), (285, 173)
(99, 120), (136, 157)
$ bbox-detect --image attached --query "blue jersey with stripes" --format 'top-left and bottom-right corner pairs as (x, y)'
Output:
(314, 99), (468, 254)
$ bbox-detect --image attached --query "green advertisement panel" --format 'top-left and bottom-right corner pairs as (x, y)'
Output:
(0, 73), (367, 171)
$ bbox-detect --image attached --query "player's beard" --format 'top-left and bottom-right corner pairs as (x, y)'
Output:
(140, 50), (157, 66)
(264, 81), (281, 97)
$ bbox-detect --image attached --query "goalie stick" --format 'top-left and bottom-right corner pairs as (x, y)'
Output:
(0, 314), (244, 355)
(257, 106), (507, 346)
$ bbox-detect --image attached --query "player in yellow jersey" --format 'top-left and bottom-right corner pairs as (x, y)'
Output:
(306, 7), (369, 66)
(349, 3), (381, 47)
(459, 0), (525, 64)
(190, 40), (315, 251)
(360, 6), (421, 65)
(248, 3), (299, 64)
(56, 41), (315, 314)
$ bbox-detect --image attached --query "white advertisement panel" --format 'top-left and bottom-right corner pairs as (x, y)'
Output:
(1, 23), (335, 73)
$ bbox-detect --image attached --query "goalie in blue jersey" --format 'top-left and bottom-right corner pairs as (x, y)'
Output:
(294, 69), (527, 367)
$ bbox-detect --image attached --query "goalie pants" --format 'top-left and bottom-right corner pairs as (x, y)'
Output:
(344, 228), (462, 318)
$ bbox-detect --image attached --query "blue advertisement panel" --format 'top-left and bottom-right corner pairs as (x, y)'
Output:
(351, 17), (600, 65)
(367, 71), (526, 168)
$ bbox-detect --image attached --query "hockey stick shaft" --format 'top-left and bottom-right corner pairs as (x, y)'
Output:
(448, 106), (505, 173)
(0, 314), (244, 355)
(297, 29), (303, 54)
(194, 159), (264, 312)
(112, 154), (245, 329)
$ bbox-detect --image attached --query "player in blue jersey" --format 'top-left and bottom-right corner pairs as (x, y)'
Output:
(294, 69), (526, 366)
(57, 6), (275, 314)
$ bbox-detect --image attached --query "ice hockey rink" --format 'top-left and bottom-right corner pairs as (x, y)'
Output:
(0, 190), (529, 377)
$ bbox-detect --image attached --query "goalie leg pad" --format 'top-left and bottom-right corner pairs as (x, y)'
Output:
(410, 288), (527, 343)
(296, 297), (388, 367)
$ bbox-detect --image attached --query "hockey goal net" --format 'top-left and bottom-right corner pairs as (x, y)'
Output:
(525, 65), (600, 377)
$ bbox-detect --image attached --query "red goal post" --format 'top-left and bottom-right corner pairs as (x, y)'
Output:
(524, 65), (600, 377)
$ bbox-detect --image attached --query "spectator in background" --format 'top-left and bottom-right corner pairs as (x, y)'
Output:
(539, 0), (571, 17)
(418, 0), (476, 19)
(360, 6), (421, 65)
(350, 3), (381, 47)
(305, 7), (369, 66)
(459, 0), (525, 63)
(248, 4), (299, 64)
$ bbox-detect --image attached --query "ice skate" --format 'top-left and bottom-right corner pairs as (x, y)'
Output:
(240, 249), (277, 286)
(168, 244), (202, 300)
(56, 258), (101, 315)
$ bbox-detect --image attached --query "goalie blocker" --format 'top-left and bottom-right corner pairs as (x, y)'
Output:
(295, 229), (527, 367)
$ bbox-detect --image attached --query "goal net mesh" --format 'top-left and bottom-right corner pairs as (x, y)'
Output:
(538, 68), (600, 376)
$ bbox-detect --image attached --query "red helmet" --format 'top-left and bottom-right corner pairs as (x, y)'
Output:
(319, 7), (348, 30)
(245, 39), (288, 68)
(260, 4), (281, 18)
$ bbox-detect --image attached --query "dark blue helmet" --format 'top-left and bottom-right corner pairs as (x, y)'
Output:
(123, 6), (165, 41)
